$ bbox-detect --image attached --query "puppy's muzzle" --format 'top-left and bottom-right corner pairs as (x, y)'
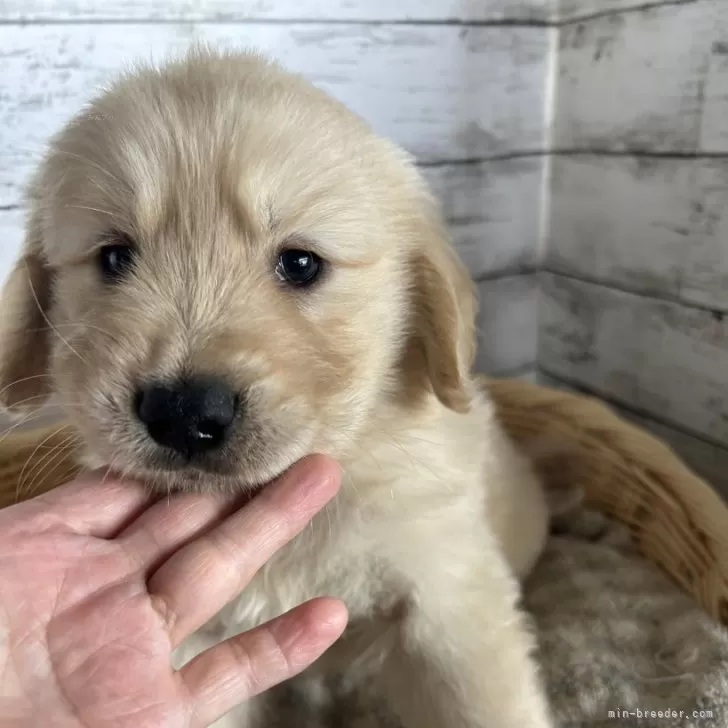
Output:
(135, 376), (238, 458)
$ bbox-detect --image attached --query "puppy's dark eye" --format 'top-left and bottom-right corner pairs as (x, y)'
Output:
(276, 249), (323, 287)
(98, 243), (136, 282)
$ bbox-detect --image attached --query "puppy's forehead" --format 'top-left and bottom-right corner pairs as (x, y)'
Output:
(101, 126), (400, 266)
(42, 55), (422, 265)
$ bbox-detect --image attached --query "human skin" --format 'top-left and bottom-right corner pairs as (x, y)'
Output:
(0, 454), (347, 728)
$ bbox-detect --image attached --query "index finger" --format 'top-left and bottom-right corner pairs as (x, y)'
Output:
(147, 454), (341, 647)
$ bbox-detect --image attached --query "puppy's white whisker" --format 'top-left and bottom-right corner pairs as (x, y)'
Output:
(0, 408), (69, 450)
(0, 373), (52, 402)
(25, 322), (120, 339)
(22, 433), (80, 498)
(25, 271), (91, 368)
(65, 204), (122, 220)
(17, 423), (73, 497)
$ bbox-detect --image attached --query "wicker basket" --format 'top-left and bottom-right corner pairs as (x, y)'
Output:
(1, 377), (727, 625)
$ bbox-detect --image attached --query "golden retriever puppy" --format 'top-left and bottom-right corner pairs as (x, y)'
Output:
(0, 49), (552, 728)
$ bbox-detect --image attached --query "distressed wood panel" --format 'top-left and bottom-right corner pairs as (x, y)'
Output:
(555, 3), (728, 152)
(0, 23), (550, 207)
(556, 0), (690, 23)
(537, 371), (728, 498)
(0, 156), (544, 288)
(547, 155), (728, 311)
(701, 33), (728, 152)
(0, 0), (553, 22)
(539, 273), (728, 444)
(422, 156), (544, 279)
(475, 274), (539, 375)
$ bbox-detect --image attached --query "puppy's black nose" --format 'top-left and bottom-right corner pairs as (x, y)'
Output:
(135, 377), (237, 458)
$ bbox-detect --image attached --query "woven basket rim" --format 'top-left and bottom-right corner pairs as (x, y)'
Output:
(487, 377), (728, 567)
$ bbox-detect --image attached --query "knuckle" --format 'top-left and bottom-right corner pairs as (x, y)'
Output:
(230, 625), (294, 696)
(149, 591), (178, 635)
(264, 625), (295, 676)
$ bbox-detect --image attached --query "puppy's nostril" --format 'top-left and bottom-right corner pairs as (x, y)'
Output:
(135, 377), (238, 458)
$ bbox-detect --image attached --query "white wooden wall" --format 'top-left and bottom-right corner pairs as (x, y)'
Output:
(541, 0), (728, 493)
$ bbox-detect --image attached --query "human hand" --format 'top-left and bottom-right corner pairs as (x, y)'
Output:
(0, 455), (346, 728)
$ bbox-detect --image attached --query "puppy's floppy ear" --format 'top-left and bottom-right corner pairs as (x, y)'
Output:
(410, 220), (477, 413)
(0, 210), (53, 412)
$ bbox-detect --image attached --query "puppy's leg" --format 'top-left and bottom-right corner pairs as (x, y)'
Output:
(380, 542), (553, 728)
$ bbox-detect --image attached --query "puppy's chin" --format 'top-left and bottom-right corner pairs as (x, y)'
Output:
(135, 467), (274, 497)
(80, 448), (299, 496)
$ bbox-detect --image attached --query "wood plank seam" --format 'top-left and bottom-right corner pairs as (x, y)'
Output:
(0, 1), (704, 27)
(538, 366), (728, 454)
(0, 17), (553, 27)
(540, 268), (728, 317)
(558, 0), (700, 26)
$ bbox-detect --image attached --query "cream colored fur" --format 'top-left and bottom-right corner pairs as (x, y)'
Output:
(0, 48), (552, 727)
